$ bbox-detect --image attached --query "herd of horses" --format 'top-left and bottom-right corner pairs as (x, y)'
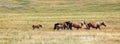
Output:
(32, 21), (106, 30)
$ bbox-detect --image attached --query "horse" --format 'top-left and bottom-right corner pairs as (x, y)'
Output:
(32, 24), (43, 30)
(69, 21), (85, 30)
(64, 21), (72, 29)
(85, 21), (106, 30)
(54, 22), (67, 30)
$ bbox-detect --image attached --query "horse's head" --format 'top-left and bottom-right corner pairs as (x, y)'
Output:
(81, 20), (87, 26)
(39, 24), (43, 28)
(65, 21), (71, 25)
(100, 22), (106, 27)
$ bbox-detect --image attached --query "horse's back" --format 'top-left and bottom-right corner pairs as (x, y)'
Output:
(71, 22), (82, 28)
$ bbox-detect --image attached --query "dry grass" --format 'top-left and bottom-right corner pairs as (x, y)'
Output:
(0, 0), (120, 44)
(0, 12), (120, 44)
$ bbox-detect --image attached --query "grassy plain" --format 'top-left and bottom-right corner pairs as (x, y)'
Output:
(0, 0), (120, 44)
(0, 12), (120, 44)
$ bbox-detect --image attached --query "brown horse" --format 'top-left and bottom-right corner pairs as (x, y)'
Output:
(32, 24), (43, 30)
(54, 22), (67, 30)
(85, 21), (106, 30)
(69, 21), (84, 30)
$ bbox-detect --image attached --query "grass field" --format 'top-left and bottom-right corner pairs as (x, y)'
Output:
(0, 0), (120, 44)
(0, 12), (120, 44)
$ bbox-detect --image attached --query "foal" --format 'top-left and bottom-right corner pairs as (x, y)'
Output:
(32, 24), (42, 30)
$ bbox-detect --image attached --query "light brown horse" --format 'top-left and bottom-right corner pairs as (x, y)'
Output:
(69, 21), (84, 30)
(32, 24), (43, 30)
(85, 21), (106, 30)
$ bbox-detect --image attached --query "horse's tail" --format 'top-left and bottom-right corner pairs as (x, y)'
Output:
(32, 25), (35, 30)
(54, 24), (57, 30)
(69, 23), (72, 30)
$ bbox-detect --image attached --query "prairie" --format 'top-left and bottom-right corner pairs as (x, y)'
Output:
(0, 12), (120, 44)
(0, 0), (120, 44)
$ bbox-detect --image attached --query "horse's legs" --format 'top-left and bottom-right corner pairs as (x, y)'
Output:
(67, 26), (69, 30)
(69, 25), (72, 30)
(37, 27), (39, 30)
(61, 27), (63, 30)
(98, 27), (101, 30)
(76, 27), (80, 30)
(69, 26), (72, 30)
(70, 27), (72, 30)
(54, 24), (57, 30)
(67, 25), (71, 30)
(54, 28), (56, 30)
(96, 27), (100, 30)
(54, 27), (56, 30)
(63, 27), (66, 30)
(65, 25), (69, 30)
(96, 27), (97, 29)
(86, 25), (90, 30)
(97, 25), (101, 30)
(63, 26), (66, 30)
(57, 27), (59, 30)
(77, 27), (79, 30)
(80, 27), (82, 29)
(87, 26), (90, 30)
(32, 25), (35, 30)
(33, 27), (35, 30)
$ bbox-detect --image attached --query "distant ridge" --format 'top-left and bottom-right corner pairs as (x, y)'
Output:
(0, 0), (120, 13)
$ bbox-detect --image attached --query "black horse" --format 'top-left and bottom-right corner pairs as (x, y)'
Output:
(54, 22), (67, 30)
(64, 21), (72, 29)
(54, 21), (72, 30)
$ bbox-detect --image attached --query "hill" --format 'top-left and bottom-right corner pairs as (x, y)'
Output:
(0, 0), (120, 13)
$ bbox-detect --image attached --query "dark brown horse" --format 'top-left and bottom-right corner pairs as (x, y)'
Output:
(69, 21), (84, 30)
(64, 21), (72, 29)
(32, 24), (43, 30)
(85, 21), (106, 30)
(54, 22), (67, 30)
